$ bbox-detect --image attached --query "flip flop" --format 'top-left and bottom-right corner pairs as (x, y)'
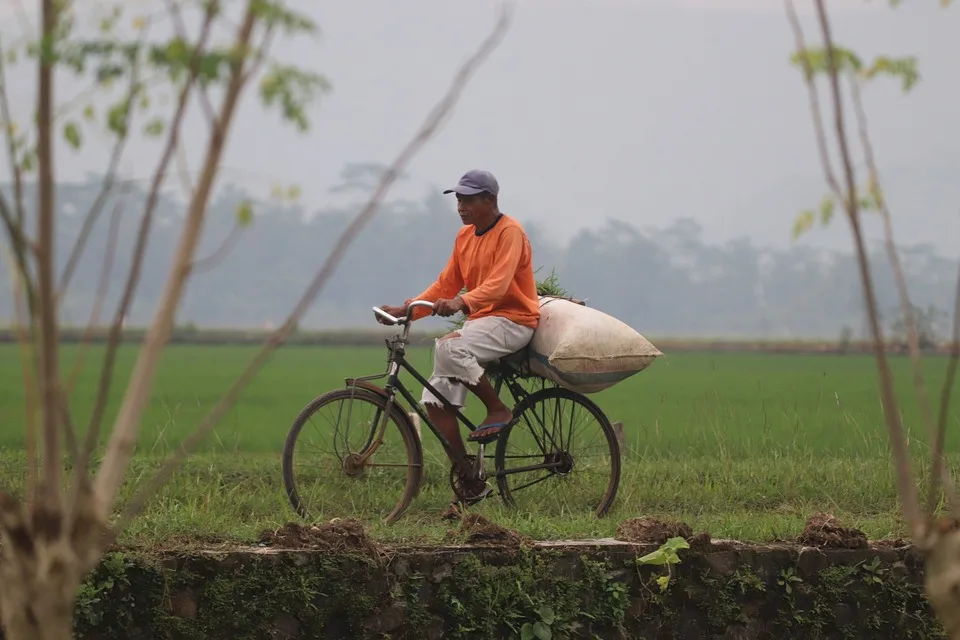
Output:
(467, 422), (510, 443)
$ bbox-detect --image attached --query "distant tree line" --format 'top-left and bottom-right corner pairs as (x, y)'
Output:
(1, 166), (956, 339)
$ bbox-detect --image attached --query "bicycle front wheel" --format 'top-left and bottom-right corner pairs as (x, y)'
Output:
(494, 386), (621, 517)
(281, 387), (423, 524)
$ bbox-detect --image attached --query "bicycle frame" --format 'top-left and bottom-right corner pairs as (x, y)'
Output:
(353, 301), (533, 472)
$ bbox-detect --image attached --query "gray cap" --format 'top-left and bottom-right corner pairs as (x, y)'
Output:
(443, 169), (499, 196)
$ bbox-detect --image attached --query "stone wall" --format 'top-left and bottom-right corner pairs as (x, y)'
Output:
(19, 538), (943, 639)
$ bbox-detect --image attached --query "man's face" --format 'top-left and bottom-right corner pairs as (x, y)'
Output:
(456, 192), (494, 226)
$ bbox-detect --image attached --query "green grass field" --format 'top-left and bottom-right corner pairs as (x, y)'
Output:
(0, 342), (958, 547)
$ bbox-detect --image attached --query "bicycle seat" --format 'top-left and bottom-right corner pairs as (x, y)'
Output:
(496, 347), (529, 369)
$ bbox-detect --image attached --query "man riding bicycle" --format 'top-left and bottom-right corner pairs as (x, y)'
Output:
(376, 169), (540, 509)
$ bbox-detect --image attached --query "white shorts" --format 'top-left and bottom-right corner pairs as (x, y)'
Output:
(421, 315), (535, 408)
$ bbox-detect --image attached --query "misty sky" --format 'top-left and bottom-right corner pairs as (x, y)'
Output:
(1, 0), (957, 256)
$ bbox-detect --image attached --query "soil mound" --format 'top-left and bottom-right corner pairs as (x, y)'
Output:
(615, 516), (713, 550)
(258, 518), (379, 554)
(444, 513), (530, 548)
(797, 512), (868, 549)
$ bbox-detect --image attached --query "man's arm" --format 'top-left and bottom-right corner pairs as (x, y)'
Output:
(404, 242), (464, 321)
(459, 228), (524, 313)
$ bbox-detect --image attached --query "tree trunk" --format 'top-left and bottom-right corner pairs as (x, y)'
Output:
(0, 484), (105, 640)
(0, 536), (85, 640)
(0, 578), (76, 640)
(924, 527), (960, 639)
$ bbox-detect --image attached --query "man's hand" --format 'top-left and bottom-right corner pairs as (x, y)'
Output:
(375, 304), (408, 324)
(433, 296), (467, 318)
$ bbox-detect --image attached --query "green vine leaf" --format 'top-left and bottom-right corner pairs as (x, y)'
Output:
(656, 575), (671, 592)
(636, 536), (690, 566)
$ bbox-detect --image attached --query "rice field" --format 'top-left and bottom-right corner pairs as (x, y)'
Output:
(0, 342), (957, 547)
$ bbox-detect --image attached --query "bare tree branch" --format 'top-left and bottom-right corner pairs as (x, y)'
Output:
(784, 0), (843, 203)
(0, 32), (36, 317)
(36, 0), (67, 496)
(936, 256), (960, 500)
(191, 223), (244, 274)
(174, 139), (194, 197)
(240, 19), (275, 86)
(846, 76), (956, 513)
(78, 3), (220, 485)
(0, 34), (28, 227)
(58, 25), (152, 297)
(65, 184), (127, 397)
(809, 0), (923, 538)
(95, 0), (263, 516)
(112, 0), (517, 531)
(165, 0), (220, 137)
(3, 244), (38, 509)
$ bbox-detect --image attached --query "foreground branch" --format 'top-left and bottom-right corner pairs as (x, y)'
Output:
(58, 30), (147, 297)
(36, 0), (67, 492)
(78, 3), (220, 481)
(65, 184), (127, 396)
(784, 0), (844, 203)
(807, 0), (923, 538)
(935, 256), (960, 494)
(95, 0), (262, 515)
(0, 32), (35, 318)
(112, 0), (517, 531)
(848, 76), (954, 513)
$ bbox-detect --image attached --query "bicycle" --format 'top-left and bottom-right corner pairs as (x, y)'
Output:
(281, 300), (622, 524)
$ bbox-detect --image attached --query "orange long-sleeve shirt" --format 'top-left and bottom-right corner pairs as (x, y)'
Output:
(407, 214), (540, 329)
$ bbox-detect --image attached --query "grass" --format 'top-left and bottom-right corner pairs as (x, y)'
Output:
(0, 342), (958, 547)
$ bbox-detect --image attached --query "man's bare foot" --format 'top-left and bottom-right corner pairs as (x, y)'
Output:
(481, 407), (513, 428)
(467, 407), (514, 442)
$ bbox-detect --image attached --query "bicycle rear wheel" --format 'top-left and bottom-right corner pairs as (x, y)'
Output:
(281, 387), (423, 524)
(494, 386), (621, 517)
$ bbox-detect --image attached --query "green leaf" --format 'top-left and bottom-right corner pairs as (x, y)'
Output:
(259, 64), (330, 132)
(537, 606), (555, 625)
(63, 121), (82, 150)
(656, 575), (670, 592)
(236, 200), (254, 227)
(106, 102), (130, 137)
(142, 118), (165, 137)
(21, 149), (35, 173)
(790, 45), (862, 78)
(532, 621), (552, 640)
(520, 623), (535, 640)
(791, 209), (816, 240)
(251, 1), (318, 35)
(661, 536), (691, 553)
(862, 55), (919, 93)
(818, 195), (835, 226)
(637, 536), (690, 566)
(82, 104), (95, 121)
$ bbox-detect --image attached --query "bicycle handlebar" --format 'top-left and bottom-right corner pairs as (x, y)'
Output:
(372, 299), (435, 325)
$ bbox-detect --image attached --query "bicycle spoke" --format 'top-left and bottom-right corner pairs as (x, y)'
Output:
(495, 386), (620, 517)
(282, 389), (421, 524)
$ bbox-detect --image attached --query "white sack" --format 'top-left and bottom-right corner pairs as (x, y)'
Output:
(527, 296), (662, 394)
